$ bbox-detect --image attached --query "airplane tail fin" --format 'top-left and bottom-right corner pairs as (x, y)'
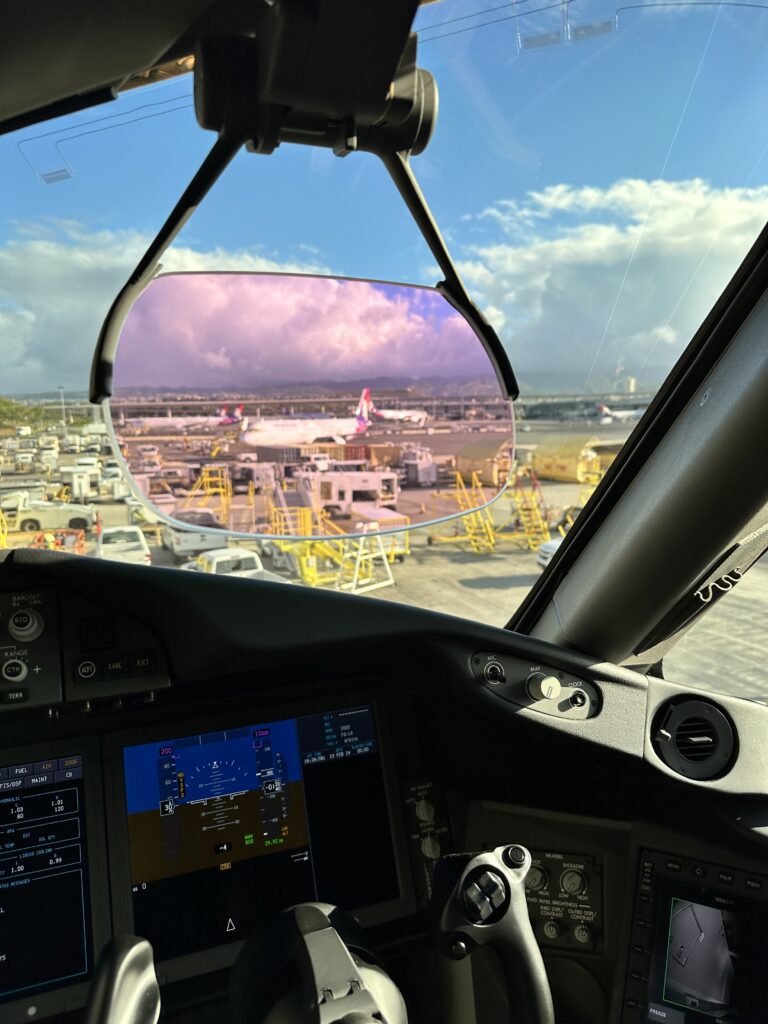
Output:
(234, 404), (244, 421)
(355, 388), (375, 432)
(597, 403), (610, 415)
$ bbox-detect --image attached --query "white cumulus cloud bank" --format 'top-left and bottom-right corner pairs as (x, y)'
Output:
(0, 222), (329, 394)
(460, 178), (768, 385)
(2, 178), (768, 395)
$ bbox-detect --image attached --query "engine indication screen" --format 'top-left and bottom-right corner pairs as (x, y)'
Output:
(122, 705), (400, 961)
(0, 755), (93, 1004)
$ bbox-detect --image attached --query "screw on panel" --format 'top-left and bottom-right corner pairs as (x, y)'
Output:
(449, 937), (470, 958)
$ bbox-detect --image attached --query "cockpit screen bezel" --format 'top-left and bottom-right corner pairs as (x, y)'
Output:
(103, 692), (416, 987)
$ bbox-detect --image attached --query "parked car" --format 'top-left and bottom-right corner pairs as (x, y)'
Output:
(96, 526), (152, 565)
(536, 536), (564, 570)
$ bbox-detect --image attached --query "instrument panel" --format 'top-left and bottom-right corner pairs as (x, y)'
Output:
(0, 699), (414, 1022)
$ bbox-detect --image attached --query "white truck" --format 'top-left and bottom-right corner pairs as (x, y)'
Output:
(292, 468), (399, 518)
(0, 491), (96, 532)
(182, 547), (289, 583)
(161, 509), (226, 562)
(96, 526), (152, 566)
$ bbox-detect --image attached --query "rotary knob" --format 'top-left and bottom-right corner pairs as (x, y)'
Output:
(8, 608), (43, 643)
(560, 869), (587, 895)
(526, 672), (562, 702)
(415, 798), (435, 823)
(525, 866), (548, 892)
(421, 836), (442, 860)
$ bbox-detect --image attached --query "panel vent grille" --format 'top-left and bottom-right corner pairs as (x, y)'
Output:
(673, 718), (719, 762)
(653, 699), (736, 781)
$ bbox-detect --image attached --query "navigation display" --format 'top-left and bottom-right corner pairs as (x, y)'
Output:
(0, 755), (93, 1004)
(647, 880), (766, 1023)
(122, 705), (400, 961)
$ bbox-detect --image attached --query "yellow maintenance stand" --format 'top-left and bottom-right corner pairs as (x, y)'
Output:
(184, 465), (232, 523)
(507, 468), (551, 551)
(429, 468), (553, 553)
(266, 488), (395, 593)
(428, 472), (496, 553)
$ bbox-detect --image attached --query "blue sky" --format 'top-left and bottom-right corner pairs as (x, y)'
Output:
(3, 0), (768, 393)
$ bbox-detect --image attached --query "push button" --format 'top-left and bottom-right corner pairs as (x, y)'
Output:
(130, 651), (156, 676)
(102, 655), (127, 680)
(75, 659), (98, 681)
(2, 688), (28, 705)
(2, 659), (28, 683)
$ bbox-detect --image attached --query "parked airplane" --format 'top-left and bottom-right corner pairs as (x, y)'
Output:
(118, 405), (247, 432)
(240, 390), (373, 446)
(597, 403), (648, 424)
(362, 388), (429, 427)
(118, 390), (419, 443)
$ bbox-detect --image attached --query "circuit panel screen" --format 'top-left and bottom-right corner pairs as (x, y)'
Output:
(0, 754), (93, 1004)
(122, 705), (399, 961)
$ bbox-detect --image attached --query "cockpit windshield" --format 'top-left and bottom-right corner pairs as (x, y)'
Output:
(1, 0), (767, 696)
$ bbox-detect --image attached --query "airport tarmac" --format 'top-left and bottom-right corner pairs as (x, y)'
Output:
(3, 416), (761, 701)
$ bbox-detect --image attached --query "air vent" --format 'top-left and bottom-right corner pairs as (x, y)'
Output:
(674, 718), (718, 762)
(653, 699), (736, 781)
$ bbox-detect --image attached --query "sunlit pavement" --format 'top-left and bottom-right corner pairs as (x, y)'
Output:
(40, 490), (765, 702)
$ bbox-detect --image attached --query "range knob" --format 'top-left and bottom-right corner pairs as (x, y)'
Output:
(526, 672), (561, 702)
(8, 608), (43, 643)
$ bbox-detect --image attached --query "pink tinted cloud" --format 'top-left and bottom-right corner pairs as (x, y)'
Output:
(115, 273), (493, 388)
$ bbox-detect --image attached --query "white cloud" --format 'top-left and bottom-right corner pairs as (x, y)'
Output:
(459, 178), (768, 386)
(3, 179), (768, 396)
(0, 221), (328, 393)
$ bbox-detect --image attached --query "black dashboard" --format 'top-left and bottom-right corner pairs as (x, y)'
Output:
(0, 549), (767, 1024)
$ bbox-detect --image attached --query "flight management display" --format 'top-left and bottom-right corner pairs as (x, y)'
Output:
(122, 704), (400, 961)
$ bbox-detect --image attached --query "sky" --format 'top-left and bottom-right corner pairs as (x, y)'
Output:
(116, 275), (491, 388)
(2, 0), (768, 395)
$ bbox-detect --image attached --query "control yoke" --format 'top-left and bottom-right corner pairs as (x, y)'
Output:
(436, 845), (555, 1024)
(230, 903), (407, 1024)
(83, 935), (160, 1024)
